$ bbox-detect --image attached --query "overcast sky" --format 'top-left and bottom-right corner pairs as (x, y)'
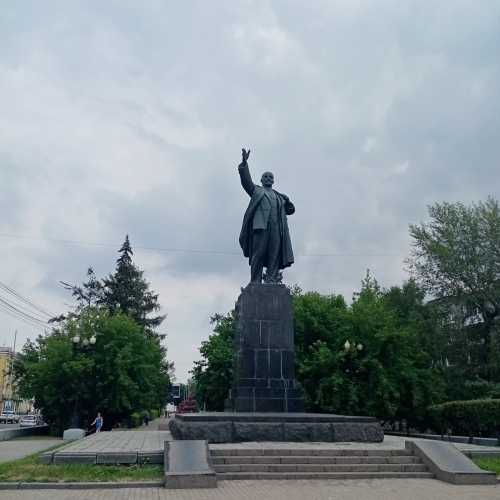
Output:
(1, 1), (500, 382)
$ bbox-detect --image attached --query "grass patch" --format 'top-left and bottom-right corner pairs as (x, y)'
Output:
(0, 448), (163, 483)
(472, 457), (500, 475)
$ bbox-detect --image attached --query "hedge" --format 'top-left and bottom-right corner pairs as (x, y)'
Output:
(428, 399), (500, 437)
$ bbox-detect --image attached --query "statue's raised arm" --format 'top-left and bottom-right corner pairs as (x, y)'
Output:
(238, 148), (255, 196)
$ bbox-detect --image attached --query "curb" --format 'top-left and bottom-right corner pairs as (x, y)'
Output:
(0, 481), (164, 490)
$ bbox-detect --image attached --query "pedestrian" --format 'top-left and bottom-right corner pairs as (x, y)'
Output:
(143, 411), (150, 426)
(91, 412), (103, 433)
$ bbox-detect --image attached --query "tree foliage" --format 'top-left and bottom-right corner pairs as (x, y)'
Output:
(54, 236), (165, 335)
(15, 310), (170, 432)
(408, 198), (500, 315)
(408, 197), (500, 382)
(296, 273), (445, 427)
(191, 313), (234, 411)
(101, 236), (165, 331)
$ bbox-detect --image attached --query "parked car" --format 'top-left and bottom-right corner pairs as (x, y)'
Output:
(19, 414), (43, 427)
(0, 412), (19, 424)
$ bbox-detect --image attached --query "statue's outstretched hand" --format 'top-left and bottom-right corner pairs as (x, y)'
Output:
(241, 148), (251, 166)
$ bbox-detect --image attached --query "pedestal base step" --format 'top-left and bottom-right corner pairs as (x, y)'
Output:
(211, 447), (432, 480)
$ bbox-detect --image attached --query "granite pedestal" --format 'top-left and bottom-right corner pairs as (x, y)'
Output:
(169, 412), (384, 443)
(227, 283), (304, 412)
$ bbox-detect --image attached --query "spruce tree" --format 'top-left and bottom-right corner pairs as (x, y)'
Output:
(101, 235), (165, 332)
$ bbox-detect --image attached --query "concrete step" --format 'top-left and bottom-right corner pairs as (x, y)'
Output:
(212, 455), (422, 465)
(214, 463), (428, 473)
(210, 448), (412, 457)
(217, 471), (435, 480)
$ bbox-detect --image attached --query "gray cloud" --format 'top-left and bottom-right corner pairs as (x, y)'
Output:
(1, 0), (500, 379)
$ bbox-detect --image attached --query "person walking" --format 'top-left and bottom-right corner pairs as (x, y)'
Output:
(91, 412), (103, 433)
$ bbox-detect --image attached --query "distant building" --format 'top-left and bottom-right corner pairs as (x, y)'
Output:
(170, 383), (188, 407)
(0, 347), (32, 413)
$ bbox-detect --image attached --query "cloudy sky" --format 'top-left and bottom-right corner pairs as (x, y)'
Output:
(1, 1), (500, 381)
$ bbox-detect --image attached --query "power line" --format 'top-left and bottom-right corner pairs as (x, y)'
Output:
(0, 282), (54, 318)
(0, 297), (49, 327)
(0, 233), (402, 258)
(0, 292), (50, 323)
(0, 302), (47, 332)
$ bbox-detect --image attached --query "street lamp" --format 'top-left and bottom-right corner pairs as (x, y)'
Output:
(342, 339), (363, 374)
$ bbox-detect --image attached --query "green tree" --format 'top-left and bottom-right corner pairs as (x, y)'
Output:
(296, 273), (445, 427)
(191, 313), (234, 411)
(49, 267), (104, 323)
(101, 235), (165, 332)
(14, 310), (170, 433)
(408, 197), (500, 380)
(293, 289), (350, 361)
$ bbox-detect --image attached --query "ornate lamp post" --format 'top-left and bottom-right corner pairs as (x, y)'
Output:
(343, 339), (363, 374)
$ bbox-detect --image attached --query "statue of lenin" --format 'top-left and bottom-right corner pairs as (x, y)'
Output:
(238, 148), (295, 284)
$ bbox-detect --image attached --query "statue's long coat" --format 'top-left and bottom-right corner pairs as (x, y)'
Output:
(238, 164), (295, 269)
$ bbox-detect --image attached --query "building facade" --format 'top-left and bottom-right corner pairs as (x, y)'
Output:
(0, 347), (32, 413)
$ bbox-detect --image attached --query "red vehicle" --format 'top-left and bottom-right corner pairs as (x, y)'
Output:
(176, 396), (198, 414)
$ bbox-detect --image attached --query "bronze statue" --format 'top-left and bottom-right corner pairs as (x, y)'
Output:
(238, 148), (295, 283)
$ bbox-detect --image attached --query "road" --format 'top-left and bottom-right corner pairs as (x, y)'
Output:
(0, 423), (21, 430)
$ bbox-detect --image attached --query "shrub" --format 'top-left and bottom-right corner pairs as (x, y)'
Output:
(429, 399), (500, 437)
(130, 412), (142, 428)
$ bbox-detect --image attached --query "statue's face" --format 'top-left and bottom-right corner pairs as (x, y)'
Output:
(261, 171), (274, 188)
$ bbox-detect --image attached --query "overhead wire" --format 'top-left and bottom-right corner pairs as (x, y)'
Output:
(0, 233), (401, 257)
(0, 296), (50, 326)
(0, 281), (54, 318)
(0, 302), (47, 332)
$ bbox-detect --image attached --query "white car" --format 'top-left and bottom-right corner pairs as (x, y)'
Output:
(0, 412), (19, 424)
(19, 415), (42, 427)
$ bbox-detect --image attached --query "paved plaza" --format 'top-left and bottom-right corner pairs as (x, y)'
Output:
(56, 431), (170, 454)
(0, 479), (498, 500)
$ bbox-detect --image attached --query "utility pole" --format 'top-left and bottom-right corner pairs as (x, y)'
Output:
(9, 330), (17, 412)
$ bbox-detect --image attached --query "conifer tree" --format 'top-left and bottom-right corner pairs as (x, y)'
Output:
(100, 235), (165, 332)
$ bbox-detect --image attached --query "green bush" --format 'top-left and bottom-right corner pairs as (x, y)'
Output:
(150, 409), (159, 419)
(429, 399), (500, 437)
(130, 412), (142, 428)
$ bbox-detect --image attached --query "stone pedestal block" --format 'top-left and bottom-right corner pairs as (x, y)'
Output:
(62, 428), (86, 441)
(169, 413), (384, 443)
(227, 283), (304, 412)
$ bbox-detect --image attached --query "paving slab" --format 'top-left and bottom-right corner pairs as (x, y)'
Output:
(0, 479), (498, 499)
(50, 430), (171, 465)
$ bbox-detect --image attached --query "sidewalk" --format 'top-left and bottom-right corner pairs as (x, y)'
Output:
(134, 417), (166, 431)
(0, 479), (498, 500)
(0, 436), (62, 464)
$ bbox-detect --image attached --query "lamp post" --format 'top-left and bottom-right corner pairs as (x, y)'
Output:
(63, 315), (99, 441)
(343, 339), (363, 374)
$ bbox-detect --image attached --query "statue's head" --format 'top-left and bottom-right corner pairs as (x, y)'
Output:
(261, 171), (274, 188)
